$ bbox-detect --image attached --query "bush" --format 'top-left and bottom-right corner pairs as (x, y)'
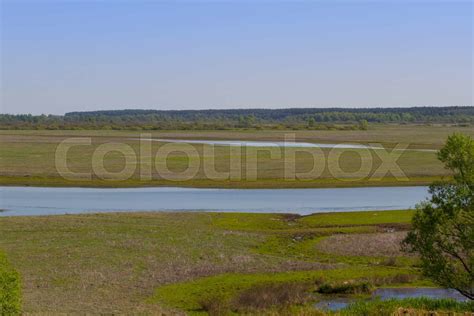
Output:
(317, 281), (372, 295)
(0, 251), (21, 315)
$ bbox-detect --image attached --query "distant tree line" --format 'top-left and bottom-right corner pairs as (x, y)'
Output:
(1, 106), (473, 130)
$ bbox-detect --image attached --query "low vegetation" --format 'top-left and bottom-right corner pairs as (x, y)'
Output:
(0, 251), (21, 315)
(0, 210), (431, 314)
(151, 266), (417, 314)
(4, 126), (474, 189)
(199, 281), (312, 315)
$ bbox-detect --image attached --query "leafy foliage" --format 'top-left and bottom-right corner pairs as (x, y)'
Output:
(403, 133), (474, 299)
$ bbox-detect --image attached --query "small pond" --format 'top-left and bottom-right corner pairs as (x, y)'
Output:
(314, 288), (469, 312)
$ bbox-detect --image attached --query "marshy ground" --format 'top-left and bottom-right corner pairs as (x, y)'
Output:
(0, 210), (442, 314)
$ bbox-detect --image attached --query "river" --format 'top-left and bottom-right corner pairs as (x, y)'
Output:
(0, 186), (428, 216)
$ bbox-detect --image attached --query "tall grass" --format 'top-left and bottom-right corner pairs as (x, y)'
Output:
(0, 251), (21, 315)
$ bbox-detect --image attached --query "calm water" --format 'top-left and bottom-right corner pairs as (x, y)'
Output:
(314, 288), (469, 312)
(138, 138), (436, 152)
(0, 186), (428, 216)
(147, 138), (379, 149)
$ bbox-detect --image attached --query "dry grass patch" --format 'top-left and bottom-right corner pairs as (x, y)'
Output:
(316, 232), (409, 257)
(232, 282), (312, 312)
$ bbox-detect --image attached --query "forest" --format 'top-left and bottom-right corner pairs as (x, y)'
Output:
(1, 106), (473, 130)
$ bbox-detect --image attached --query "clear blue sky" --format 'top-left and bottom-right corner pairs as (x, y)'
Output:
(1, 1), (472, 115)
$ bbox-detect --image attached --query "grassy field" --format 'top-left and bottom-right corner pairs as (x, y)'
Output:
(2, 125), (473, 188)
(0, 209), (457, 314)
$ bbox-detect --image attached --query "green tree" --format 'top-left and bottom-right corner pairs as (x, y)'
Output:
(238, 115), (256, 128)
(358, 119), (369, 130)
(403, 134), (473, 299)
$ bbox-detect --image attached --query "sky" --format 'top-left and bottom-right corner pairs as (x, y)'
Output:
(1, 1), (472, 115)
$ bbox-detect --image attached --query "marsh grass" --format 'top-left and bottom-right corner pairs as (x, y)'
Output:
(151, 266), (420, 313)
(0, 210), (427, 314)
(0, 127), (457, 188)
(232, 282), (312, 312)
(199, 282), (313, 315)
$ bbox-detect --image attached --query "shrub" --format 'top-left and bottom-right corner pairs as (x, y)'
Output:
(317, 281), (372, 295)
(0, 251), (21, 315)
